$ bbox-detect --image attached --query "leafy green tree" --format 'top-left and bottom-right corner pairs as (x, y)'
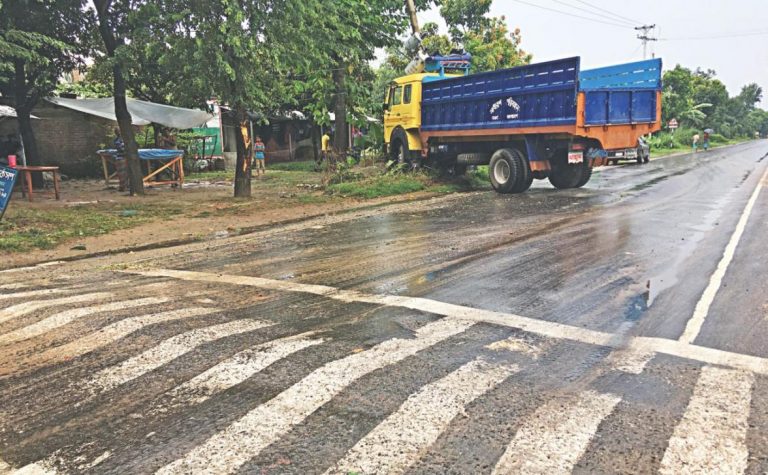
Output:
(0, 0), (92, 172)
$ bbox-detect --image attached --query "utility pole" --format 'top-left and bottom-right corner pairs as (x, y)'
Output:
(635, 24), (657, 60)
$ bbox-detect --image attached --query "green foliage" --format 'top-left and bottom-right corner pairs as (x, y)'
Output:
(327, 175), (427, 198)
(661, 65), (766, 138)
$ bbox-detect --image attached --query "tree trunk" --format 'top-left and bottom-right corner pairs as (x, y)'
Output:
(233, 108), (251, 197)
(12, 60), (42, 186)
(94, 0), (144, 195)
(333, 60), (348, 157)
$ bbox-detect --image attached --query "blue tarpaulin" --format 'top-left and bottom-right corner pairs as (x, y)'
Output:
(97, 149), (183, 160)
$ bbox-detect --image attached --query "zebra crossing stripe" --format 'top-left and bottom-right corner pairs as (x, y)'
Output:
(124, 269), (768, 375)
(659, 366), (753, 474)
(156, 318), (473, 474)
(326, 358), (518, 475)
(0, 293), (113, 325)
(0, 297), (169, 345)
(492, 390), (621, 474)
(0, 288), (68, 301)
(154, 333), (324, 413)
(87, 319), (272, 393)
(18, 307), (221, 368)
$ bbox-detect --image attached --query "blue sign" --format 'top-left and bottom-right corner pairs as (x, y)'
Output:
(0, 166), (18, 220)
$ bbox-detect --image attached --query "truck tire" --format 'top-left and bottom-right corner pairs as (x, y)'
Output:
(548, 163), (583, 189)
(574, 162), (593, 188)
(389, 128), (414, 169)
(489, 148), (521, 194)
(457, 152), (490, 165)
(509, 148), (533, 193)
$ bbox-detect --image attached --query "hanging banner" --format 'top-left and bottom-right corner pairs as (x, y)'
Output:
(0, 166), (19, 221)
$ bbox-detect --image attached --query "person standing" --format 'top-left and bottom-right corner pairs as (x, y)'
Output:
(321, 131), (331, 163)
(692, 133), (700, 152)
(702, 131), (710, 151)
(253, 135), (266, 178)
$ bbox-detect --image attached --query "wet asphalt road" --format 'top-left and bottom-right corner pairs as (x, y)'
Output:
(1, 140), (768, 474)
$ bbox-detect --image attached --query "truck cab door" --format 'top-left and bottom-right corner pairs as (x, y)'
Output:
(384, 83), (417, 141)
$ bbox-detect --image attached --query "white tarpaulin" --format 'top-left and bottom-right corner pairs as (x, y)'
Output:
(0, 105), (39, 119)
(46, 97), (212, 129)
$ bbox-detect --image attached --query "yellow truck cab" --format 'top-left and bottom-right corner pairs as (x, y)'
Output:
(383, 73), (431, 165)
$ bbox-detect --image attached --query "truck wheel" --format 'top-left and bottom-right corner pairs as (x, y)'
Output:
(574, 162), (593, 188)
(509, 148), (533, 193)
(389, 129), (414, 169)
(548, 163), (583, 189)
(489, 148), (521, 194)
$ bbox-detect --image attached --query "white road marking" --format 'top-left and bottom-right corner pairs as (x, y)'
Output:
(156, 317), (473, 474)
(14, 307), (220, 368)
(0, 297), (168, 345)
(0, 261), (65, 274)
(606, 347), (655, 374)
(0, 293), (113, 325)
(0, 288), (67, 301)
(326, 358), (518, 475)
(125, 269), (768, 375)
(154, 333), (323, 412)
(680, 164), (768, 344)
(87, 319), (271, 393)
(492, 390), (621, 474)
(659, 366), (753, 475)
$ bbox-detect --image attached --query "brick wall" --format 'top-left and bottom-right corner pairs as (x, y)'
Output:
(0, 101), (115, 177)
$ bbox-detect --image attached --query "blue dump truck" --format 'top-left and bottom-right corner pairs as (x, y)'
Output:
(383, 56), (662, 193)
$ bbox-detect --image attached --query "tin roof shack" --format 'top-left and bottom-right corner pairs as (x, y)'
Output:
(219, 109), (315, 168)
(0, 99), (113, 177)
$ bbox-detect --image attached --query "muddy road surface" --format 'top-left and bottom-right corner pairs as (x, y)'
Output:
(1, 141), (768, 474)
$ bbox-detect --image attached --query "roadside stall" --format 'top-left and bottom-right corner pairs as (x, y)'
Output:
(47, 97), (211, 189)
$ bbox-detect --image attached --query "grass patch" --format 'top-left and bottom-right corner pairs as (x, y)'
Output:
(269, 160), (318, 172)
(0, 204), (180, 252)
(327, 175), (427, 199)
(187, 170), (234, 181)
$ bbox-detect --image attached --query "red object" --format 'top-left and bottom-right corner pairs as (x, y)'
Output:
(7, 155), (16, 168)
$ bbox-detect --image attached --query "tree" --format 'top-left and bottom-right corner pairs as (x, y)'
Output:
(0, 0), (92, 175)
(385, 0), (531, 75)
(93, 0), (145, 195)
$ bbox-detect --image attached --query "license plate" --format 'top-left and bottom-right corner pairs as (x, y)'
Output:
(568, 151), (583, 164)
(614, 152), (624, 157)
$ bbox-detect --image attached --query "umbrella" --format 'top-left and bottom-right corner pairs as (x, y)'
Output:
(704, 128), (714, 134)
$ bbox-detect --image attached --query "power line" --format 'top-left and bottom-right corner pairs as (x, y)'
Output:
(635, 24), (657, 59)
(550, 0), (636, 27)
(661, 30), (768, 41)
(570, 0), (645, 25)
(510, 0), (633, 29)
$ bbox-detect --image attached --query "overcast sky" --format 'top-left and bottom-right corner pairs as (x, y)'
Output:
(416, 0), (767, 106)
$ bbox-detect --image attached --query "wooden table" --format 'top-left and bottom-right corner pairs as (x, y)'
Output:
(16, 166), (60, 202)
(98, 150), (184, 189)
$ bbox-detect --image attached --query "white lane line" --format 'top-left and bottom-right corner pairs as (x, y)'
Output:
(13, 307), (220, 368)
(156, 318), (473, 475)
(659, 366), (754, 475)
(87, 319), (271, 393)
(606, 348), (655, 374)
(125, 269), (768, 375)
(0, 297), (168, 345)
(326, 358), (518, 475)
(153, 333), (323, 413)
(0, 288), (68, 301)
(0, 293), (113, 325)
(680, 164), (768, 344)
(492, 390), (621, 474)
(0, 261), (65, 274)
